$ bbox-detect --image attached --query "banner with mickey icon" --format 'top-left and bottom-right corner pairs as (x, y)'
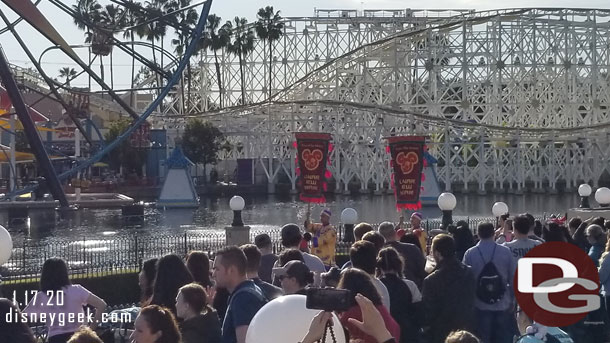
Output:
(295, 132), (332, 203)
(387, 136), (426, 210)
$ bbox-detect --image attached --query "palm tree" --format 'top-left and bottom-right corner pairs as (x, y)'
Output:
(166, 0), (198, 110)
(255, 6), (283, 100)
(58, 67), (77, 87)
(139, 0), (168, 98)
(227, 17), (254, 106)
(166, 0), (198, 56)
(72, 0), (101, 88)
(200, 14), (231, 108)
(99, 4), (126, 89)
(72, 0), (102, 33)
(122, 0), (142, 106)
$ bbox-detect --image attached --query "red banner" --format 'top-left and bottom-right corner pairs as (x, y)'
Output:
(295, 132), (331, 203)
(387, 136), (425, 210)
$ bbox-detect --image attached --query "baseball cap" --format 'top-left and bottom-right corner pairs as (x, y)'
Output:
(272, 260), (311, 279)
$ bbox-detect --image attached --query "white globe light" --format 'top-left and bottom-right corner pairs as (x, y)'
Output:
(229, 196), (245, 211)
(437, 192), (457, 211)
(246, 295), (346, 343)
(578, 184), (592, 197)
(0, 225), (13, 265)
(595, 187), (610, 205)
(492, 202), (509, 217)
(341, 208), (358, 225)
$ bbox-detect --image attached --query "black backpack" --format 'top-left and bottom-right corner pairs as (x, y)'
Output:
(476, 244), (506, 304)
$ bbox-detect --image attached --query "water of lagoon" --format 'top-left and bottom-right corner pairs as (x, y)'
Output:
(11, 193), (581, 244)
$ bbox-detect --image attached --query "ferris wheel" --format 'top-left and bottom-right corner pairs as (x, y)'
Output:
(0, 0), (212, 206)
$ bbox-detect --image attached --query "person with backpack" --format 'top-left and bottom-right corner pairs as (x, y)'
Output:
(463, 222), (515, 343)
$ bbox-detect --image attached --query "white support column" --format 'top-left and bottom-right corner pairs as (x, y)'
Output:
(478, 129), (486, 194)
(267, 103), (275, 193)
(444, 124), (451, 191)
(290, 109), (296, 192)
(75, 127), (81, 201)
(516, 131), (523, 193)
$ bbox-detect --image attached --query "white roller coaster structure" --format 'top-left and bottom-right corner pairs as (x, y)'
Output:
(142, 8), (610, 194)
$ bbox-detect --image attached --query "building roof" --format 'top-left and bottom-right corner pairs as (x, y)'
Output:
(0, 86), (50, 122)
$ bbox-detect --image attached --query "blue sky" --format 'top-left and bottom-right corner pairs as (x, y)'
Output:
(0, 0), (608, 89)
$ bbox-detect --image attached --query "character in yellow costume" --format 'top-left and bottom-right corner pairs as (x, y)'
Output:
(410, 212), (427, 255)
(305, 208), (336, 268)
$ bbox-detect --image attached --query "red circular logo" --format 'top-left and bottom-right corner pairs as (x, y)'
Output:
(514, 242), (600, 327)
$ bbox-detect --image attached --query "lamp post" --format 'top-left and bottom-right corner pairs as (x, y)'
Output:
(492, 202), (509, 228)
(437, 192), (457, 229)
(229, 195), (245, 226)
(578, 184), (592, 208)
(595, 187), (610, 208)
(341, 208), (358, 242)
(226, 195), (249, 246)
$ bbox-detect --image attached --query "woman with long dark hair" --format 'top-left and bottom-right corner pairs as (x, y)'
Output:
(140, 258), (158, 306)
(376, 247), (423, 343)
(338, 268), (400, 343)
(452, 224), (475, 262)
(23, 258), (107, 343)
(130, 305), (181, 343)
(186, 251), (213, 288)
(151, 254), (193, 315)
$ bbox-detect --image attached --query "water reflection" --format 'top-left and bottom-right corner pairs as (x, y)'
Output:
(9, 193), (581, 243)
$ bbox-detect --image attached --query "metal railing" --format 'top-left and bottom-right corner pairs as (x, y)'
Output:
(2, 215), (550, 284)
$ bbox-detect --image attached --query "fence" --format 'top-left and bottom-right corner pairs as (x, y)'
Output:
(1, 215), (547, 284)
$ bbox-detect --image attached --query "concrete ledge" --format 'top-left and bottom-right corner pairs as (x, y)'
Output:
(567, 208), (610, 221)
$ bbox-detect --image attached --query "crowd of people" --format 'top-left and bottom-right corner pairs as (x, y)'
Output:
(3, 208), (610, 343)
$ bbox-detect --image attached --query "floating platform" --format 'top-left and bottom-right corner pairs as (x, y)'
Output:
(0, 193), (135, 209)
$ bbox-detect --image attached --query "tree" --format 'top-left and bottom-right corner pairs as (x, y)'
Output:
(181, 119), (223, 181)
(72, 0), (102, 84)
(138, 0), (168, 97)
(72, 0), (102, 34)
(255, 6), (283, 100)
(227, 17), (255, 106)
(200, 14), (232, 108)
(104, 119), (148, 176)
(122, 0), (141, 107)
(98, 4), (127, 89)
(166, 0), (198, 110)
(58, 67), (77, 87)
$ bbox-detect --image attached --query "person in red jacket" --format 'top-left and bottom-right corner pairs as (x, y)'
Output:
(338, 269), (400, 343)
